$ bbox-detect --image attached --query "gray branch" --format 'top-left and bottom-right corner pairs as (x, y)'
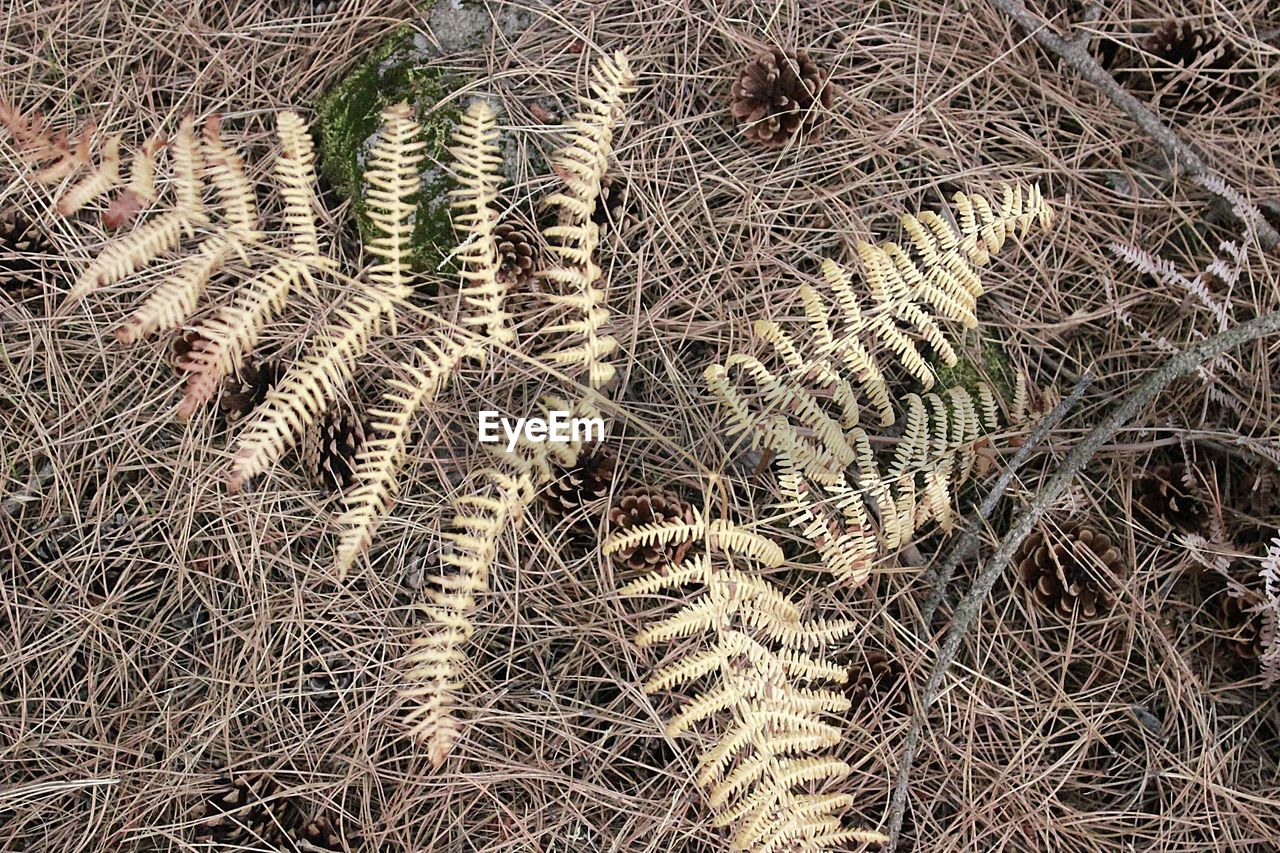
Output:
(885, 308), (1280, 847)
(983, 0), (1280, 253)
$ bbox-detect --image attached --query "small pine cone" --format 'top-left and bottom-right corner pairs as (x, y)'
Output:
(494, 220), (538, 289)
(542, 443), (617, 525)
(220, 356), (284, 423)
(301, 643), (353, 710)
(592, 174), (634, 236)
(192, 774), (282, 845)
(1134, 462), (1206, 532)
(0, 206), (52, 293)
(293, 812), (352, 851)
(1126, 21), (1242, 111)
(170, 328), (213, 377)
(1219, 586), (1264, 660)
(606, 485), (696, 571)
(729, 48), (833, 147)
(301, 409), (368, 493)
(844, 650), (906, 713)
(1016, 522), (1125, 619)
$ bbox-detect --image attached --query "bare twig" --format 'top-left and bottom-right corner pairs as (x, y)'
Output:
(885, 308), (1280, 847)
(983, 0), (1280, 253)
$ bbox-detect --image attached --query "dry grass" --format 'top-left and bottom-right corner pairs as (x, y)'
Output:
(2, 0), (1279, 850)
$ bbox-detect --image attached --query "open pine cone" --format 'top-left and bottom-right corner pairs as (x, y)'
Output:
(844, 649), (907, 713)
(1219, 584), (1264, 660)
(1116, 21), (1242, 112)
(301, 408), (368, 493)
(606, 485), (696, 571)
(1, 206), (51, 294)
(1134, 462), (1206, 532)
(592, 173), (635, 235)
(542, 443), (617, 525)
(730, 48), (833, 147)
(192, 774), (283, 846)
(170, 327), (213, 377)
(494, 219), (538, 289)
(293, 813), (351, 851)
(1016, 522), (1125, 619)
(220, 355), (284, 423)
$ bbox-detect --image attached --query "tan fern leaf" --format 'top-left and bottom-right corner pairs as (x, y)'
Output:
(104, 134), (165, 230)
(56, 133), (121, 216)
(450, 100), (512, 346)
(116, 237), (235, 345)
(68, 115), (207, 303)
(201, 114), (262, 240)
(402, 441), (546, 764)
(228, 289), (398, 491)
(334, 334), (469, 575)
(611, 515), (884, 851)
(176, 110), (326, 418)
(227, 103), (423, 490)
(364, 101), (425, 306)
(539, 51), (636, 389)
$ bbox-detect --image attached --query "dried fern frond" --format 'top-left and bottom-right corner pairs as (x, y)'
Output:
(402, 440), (548, 765)
(451, 100), (512, 346)
(611, 517), (887, 851)
(335, 335), (469, 575)
(104, 134), (165, 230)
(228, 103), (422, 490)
(706, 184), (1053, 583)
(56, 133), (120, 216)
(364, 101), (425, 306)
(68, 115), (208, 303)
(540, 51), (636, 389)
(176, 110), (325, 417)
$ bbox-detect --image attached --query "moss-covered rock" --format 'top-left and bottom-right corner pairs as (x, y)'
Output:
(315, 27), (461, 271)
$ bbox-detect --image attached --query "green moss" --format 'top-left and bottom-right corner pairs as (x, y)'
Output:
(931, 333), (1016, 406)
(315, 27), (462, 271)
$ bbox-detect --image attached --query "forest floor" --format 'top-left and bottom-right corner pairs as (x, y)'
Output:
(1, 0), (1278, 850)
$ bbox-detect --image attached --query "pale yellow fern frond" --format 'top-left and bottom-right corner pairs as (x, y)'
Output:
(334, 335), (469, 575)
(56, 133), (120, 216)
(68, 116), (207, 303)
(177, 111), (327, 418)
(450, 100), (511, 346)
(402, 440), (546, 765)
(539, 51), (636, 389)
(364, 101), (425, 306)
(611, 512), (883, 851)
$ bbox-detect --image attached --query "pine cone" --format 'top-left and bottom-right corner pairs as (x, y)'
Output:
(301, 643), (353, 710)
(1219, 585), (1264, 660)
(220, 356), (284, 423)
(541, 443), (617, 525)
(606, 485), (696, 571)
(729, 48), (833, 147)
(1134, 462), (1206, 532)
(1119, 21), (1242, 112)
(170, 328), (213, 377)
(1016, 522), (1125, 619)
(494, 220), (538, 289)
(843, 649), (906, 713)
(292, 813), (355, 851)
(592, 174), (634, 236)
(192, 774), (283, 846)
(0, 206), (51, 294)
(301, 409), (368, 493)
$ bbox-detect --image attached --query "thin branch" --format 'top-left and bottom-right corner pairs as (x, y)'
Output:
(983, 0), (1280, 253)
(917, 371), (1093, 630)
(885, 307), (1280, 847)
